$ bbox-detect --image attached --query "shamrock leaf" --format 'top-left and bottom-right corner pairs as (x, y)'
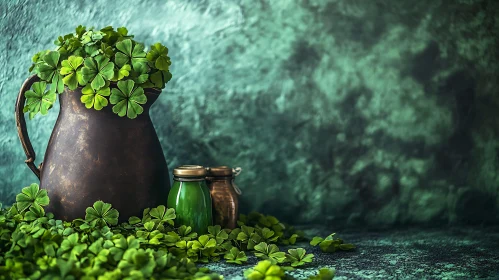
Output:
(307, 268), (336, 280)
(244, 260), (285, 280)
(15, 183), (49, 215)
(285, 248), (314, 267)
(253, 242), (286, 264)
(23, 206), (45, 222)
(208, 225), (229, 245)
(23, 81), (57, 119)
(258, 227), (279, 243)
(110, 79), (147, 119)
(75, 25), (86, 38)
(146, 42), (171, 71)
(29, 49), (50, 72)
(118, 248), (156, 278)
(178, 225), (198, 241)
(136, 222), (164, 244)
(164, 231), (181, 246)
(59, 233), (88, 261)
(37, 51), (64, 93)
(60, 56), (84, 90)
(81, 55), (115, 90)
(149, 205), (176, 226)
(310, 236), (324, 246)
(110, 235), (141, 262)
(112, 64), (132, 81)
(189, 235), (217, 251)
(224, 247), (247, 265)
(128, 216), (141, 225)
(237, 225), (254, 243)
(281, 233), (299, 245)
(100, 42), (114, 58)
(81, 30), (105, 46)
(80, 84), (110, 110)
(149, 69), (172, 89)
(115, 39), (147, 72)
(310, 233), (355, 253)
(85, 201), (119, 227)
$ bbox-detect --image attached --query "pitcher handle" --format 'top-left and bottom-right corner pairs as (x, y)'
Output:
(15, 75), (42, 180)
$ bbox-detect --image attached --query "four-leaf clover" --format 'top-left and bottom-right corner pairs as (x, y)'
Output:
(244, 260), (285, 280)
(60, 56), (84, 90)
(253, 242), (286, 264)
(285, 248), (314, 267)
(80, 84), (110, 110)
(149, 205), (176, 226)
(110, 80), (147, 119)
(81, 55), (115, 90)
(37, 51), (65, 93)
(115, 39), (147, 72)
(23, 81), (57, 119)
(146, 42), (171, 71)
(85, 201), (119, 227)
(15, 183), (50, 215)
(224, 247), (248, 265)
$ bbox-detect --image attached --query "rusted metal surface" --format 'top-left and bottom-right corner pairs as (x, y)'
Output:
(15, 75), (171, 222)
(206, 166), (239, 229)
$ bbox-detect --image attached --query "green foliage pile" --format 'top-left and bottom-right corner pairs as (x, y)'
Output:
(25, 25), (172, 120)
(244, 260), (335, 280)
(0, 184), (354, 279)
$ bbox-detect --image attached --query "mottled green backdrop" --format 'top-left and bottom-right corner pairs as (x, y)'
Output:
(1, 0), (498, 228)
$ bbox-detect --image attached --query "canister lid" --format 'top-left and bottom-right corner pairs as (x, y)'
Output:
(206, 166), (233, 177)
(173, 165), (207, 177)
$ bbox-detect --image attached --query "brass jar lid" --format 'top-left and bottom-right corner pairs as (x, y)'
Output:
(206, 166), (233, 177)
(173, 165), (207, 177)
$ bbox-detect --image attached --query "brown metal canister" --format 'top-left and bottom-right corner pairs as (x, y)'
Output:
(206, 166), (242, 229)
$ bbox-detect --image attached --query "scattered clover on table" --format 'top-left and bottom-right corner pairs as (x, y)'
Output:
(0, 183), (354, 279)
(25, 25), (172, 120)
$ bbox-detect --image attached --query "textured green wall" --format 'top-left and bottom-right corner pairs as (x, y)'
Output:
(1, 0), (498, 227)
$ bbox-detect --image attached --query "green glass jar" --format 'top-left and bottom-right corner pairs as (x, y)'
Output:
(167, 165), (213, 234)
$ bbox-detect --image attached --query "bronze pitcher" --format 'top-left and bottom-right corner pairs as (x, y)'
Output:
(15, 75), (171, 222)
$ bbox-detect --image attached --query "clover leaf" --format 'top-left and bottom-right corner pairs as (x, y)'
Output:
(15, 183), (49, 215)
(149, 205), (176, 226)
(115, 39), (147, 72)
(110, 79), (147, 119)
(23, 81), (57, 119)
(85, 201), (119, 227)
(110, 235), (141, 262)
(281, 233), (299, 245)
(285, 248), (314, 267)
(112, 64), (131, 81)
(190, 235), (217, 251)
(59, 233), (87, 261)
(80, 84), (110, 110)
(60, 55), (84, 90)
(23, 206), (45, 222)
(310, 233), (355, 253)
(149, 69), (172, 89)
(37, 51), (65, 93)
(254, 242), (286, 264)
(118, 248), (156, 278)
(244, 260), (285, 280)
(307, 268), (336, 280)
(224, 247), (247, 265)
(178, 225), (198, 241)
(81, 55), (115, 90)
(208, 225), (229, 245)
(146, 42), (171, 71)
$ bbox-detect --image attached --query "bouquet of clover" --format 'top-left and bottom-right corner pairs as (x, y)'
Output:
(24, 25), (172, 119)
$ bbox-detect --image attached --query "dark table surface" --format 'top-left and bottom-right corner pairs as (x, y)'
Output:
(203, 226), (499, 279)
